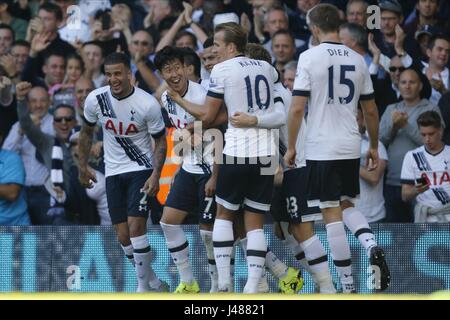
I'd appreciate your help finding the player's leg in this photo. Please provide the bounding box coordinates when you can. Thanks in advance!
[241,157,276,294]
[197,173,219,292]
[213,156,246,292]
[284,167,333,293]
[127,170,165,292]
[161,169,199,293]
[267,182,303,293]
[290,222,336,294]
[106,175,137,271]
[341,200,390,291]
[306,160,355,293]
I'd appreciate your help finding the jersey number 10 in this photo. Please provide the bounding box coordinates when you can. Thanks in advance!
[244,75,271,113]
[328,65,355,104]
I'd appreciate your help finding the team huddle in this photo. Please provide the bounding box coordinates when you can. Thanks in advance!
[76,4,390,294]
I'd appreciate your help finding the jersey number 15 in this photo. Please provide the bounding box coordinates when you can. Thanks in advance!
[328,65,355,104]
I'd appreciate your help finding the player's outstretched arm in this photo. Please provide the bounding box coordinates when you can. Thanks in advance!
[285,95,307,167]
[167,88,207,119]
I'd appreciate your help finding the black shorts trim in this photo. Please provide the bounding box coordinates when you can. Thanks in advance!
[401,179,415,185]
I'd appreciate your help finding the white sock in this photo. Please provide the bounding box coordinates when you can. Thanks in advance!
[279,222,314,275]
[161,222,194,284]
[131,235,160,291]
[121,244,135,267]
[343,207,377,257]
[266,249,288,279]
[243,229,266,294]
[301,235,335,293]
[200,229,218,292]
[213,219,234,290]
[326,222,354,288]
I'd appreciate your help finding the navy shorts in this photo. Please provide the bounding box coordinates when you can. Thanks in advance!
[165,168,216,224]
[281,167,322,223]
[305,159,360,209]
[106,169,154,224]
[215,155,275,214]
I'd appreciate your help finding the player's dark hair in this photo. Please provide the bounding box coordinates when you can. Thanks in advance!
[245,43,272,64]
[104,52,131,69]
[417,110,442,129]
[180,47,201,78]
[307,3,341,33]
[214,22,247,54]
[154,46,185,71]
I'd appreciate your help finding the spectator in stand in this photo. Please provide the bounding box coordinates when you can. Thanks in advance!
[0,40,30,85]
[0,130,30,226]
[81,41,105,88]
[0,23,14,55]
[401,110,450,222]
[356,107,388,223]
[373,0,404,58]
[129,30,160,94]
[260,7,304,60]
[0,0,27,41]
[282,60,297,91]
[346,0,369,27]
[272,29,297,76]
[50,53,84,108]
[3,86,54,224]
[0,74,16,138]
[380,68,442,222]
[74,77,95,123]
[23,2,75,78]
[55,0,91,44]
[90,9,130,56]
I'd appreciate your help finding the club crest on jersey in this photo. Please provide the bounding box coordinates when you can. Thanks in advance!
[105,119,138,135]
[130,108,136,121]
[445,160,448,170]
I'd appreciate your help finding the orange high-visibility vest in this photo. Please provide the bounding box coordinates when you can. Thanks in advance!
[157,127,181,204]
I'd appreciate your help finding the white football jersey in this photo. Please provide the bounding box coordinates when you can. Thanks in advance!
[293,42,374,160]
[401,145,450,218]
[84,86,165,177]
[276,83,307,170]
[161,80,214,175]
[208,56,279,157]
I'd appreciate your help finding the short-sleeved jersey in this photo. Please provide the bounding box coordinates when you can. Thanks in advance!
[293,42,374,161]
[161,80,213,175]
[401,145,450,210]
[208,56,279,158]
[84,86,165,177]
[277,83,307,169]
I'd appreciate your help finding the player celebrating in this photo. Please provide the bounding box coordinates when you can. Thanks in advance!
[285,4,388,293]
[154,46,219,293]
[202,23,285,293]
[78,52,168,292]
